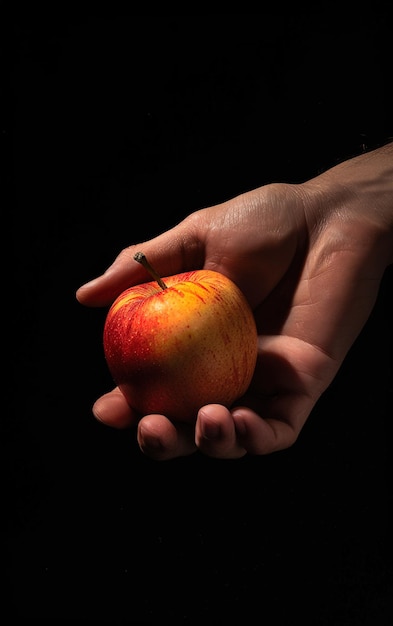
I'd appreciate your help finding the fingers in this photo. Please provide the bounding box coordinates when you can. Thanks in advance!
[137,415,197,461]
[195,401,304,458]
[92,388,138,429]
[195,404,247,459]
[91,387,198,459]
[91,388,312,460]
[231,405,300,455]
[76,219,203,307]
[75,245,159,308]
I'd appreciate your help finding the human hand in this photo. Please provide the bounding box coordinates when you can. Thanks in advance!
[76,143,393,460]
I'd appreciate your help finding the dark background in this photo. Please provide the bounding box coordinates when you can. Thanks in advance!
[8,11,393,624]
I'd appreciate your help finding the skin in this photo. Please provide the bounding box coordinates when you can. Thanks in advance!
[76,142,393,461]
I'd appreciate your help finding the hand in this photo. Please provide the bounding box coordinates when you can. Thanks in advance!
[76,143,393,460]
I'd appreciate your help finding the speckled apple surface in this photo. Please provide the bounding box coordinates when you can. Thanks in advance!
[104,270,258,421]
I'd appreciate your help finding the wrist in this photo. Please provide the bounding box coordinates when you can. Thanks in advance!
[303,142,393,268]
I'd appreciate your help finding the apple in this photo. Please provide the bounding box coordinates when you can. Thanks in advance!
[103,252,258,423]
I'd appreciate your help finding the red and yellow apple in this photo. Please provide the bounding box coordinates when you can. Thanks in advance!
[103,252,258,423]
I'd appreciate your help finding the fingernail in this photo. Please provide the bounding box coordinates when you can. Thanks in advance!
[138,426,163,451]
[201,420,221,440]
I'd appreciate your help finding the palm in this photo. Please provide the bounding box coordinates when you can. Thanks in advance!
[237,229,384,454]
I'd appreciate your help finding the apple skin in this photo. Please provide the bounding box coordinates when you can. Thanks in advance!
[103,269,258,423]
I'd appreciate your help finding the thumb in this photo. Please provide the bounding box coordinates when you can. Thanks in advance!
[75,218,202,307]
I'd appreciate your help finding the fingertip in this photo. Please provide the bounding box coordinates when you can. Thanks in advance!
[198,403,231,421]
[76,276,116,307]
[195,404,246,459]
[138,415,197,460]
[75,279,100,304]
[76,261,133,306]
[231,407,298,455]
[137,415,171,457]
[197,404,231,440]
[92,390,136,429]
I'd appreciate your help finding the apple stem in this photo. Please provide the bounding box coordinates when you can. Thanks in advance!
[134,251,168,290]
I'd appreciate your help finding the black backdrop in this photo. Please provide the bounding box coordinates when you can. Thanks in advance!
[9,11,393,624]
